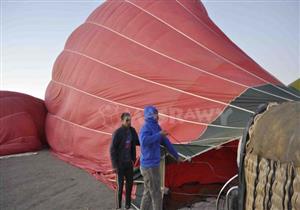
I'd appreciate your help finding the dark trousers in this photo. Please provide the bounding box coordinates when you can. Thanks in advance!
[116,162,133,208]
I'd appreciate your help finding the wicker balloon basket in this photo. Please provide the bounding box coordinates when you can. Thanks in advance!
[243,102,299,210]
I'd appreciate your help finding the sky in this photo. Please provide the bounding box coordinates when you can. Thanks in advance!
[1,0,299,99]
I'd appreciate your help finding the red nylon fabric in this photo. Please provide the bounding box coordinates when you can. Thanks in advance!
[0,91,47,156]
[45,0,284,191]
[165,140,239,187]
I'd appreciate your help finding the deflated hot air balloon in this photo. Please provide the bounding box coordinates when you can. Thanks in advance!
[0,91,47,156]
[44,0,300,208]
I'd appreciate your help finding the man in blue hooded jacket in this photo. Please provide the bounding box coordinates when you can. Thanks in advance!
[139,106,180,210]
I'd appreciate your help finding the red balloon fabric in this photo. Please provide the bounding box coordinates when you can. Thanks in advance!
[45,0,300,194]
[0,91,47,156]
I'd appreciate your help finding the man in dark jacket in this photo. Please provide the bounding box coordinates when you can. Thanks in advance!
[110,112,139,210]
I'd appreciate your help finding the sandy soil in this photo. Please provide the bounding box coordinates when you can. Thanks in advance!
[0,149,219,210]
[0,149,115,210]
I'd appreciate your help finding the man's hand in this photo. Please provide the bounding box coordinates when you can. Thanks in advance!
[178,156,185,162]
[112,168,117,173]
[176,156,187,164]
[160,130,169,137]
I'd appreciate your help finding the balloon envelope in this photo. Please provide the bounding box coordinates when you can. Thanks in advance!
[0,91,47,156]
[45,0,300,199]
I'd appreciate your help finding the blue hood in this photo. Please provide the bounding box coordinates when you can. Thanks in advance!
[144,105,158,123]
[139,105,179,168]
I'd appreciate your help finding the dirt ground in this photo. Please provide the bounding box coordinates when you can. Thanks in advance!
[0,149,115,210]
[0,149,218,210]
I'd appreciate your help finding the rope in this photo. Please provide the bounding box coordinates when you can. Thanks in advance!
[169,133,238,149]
